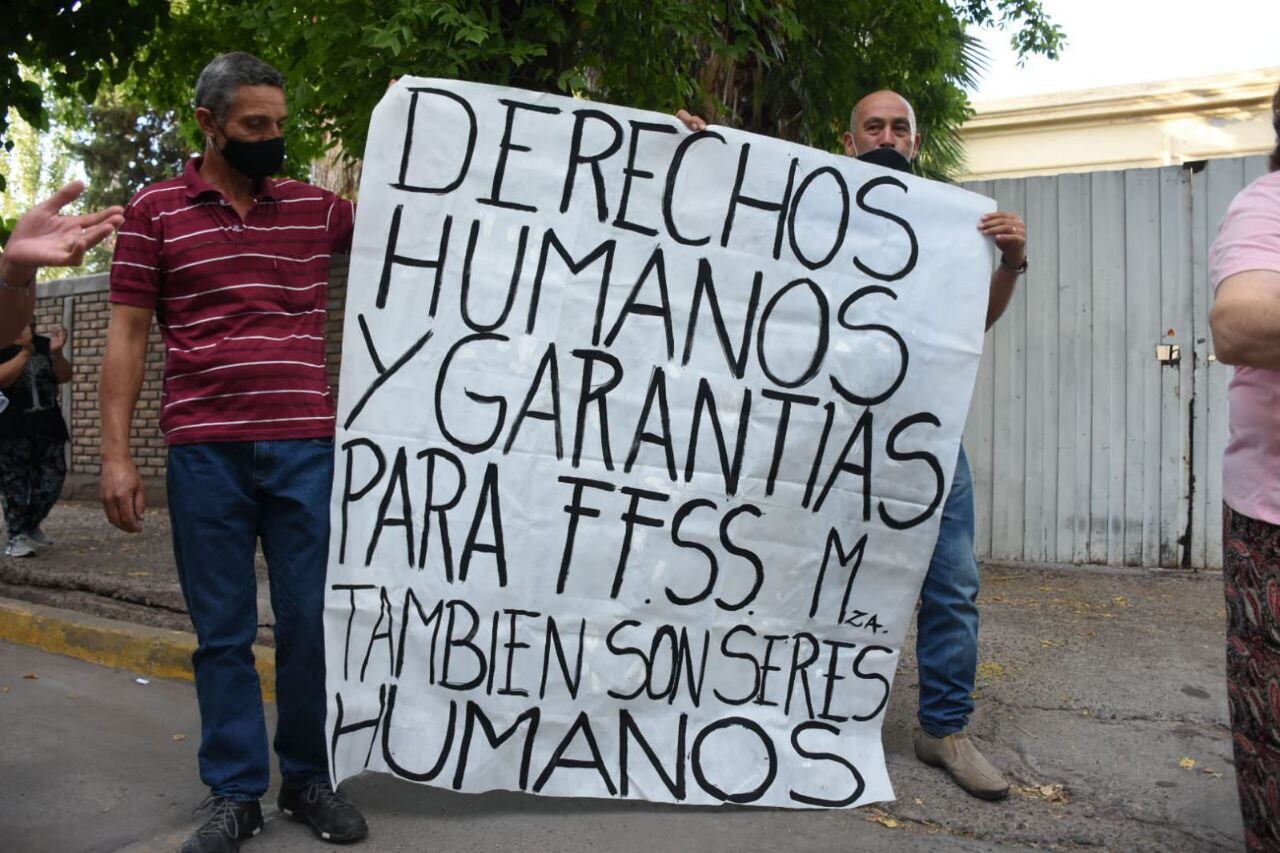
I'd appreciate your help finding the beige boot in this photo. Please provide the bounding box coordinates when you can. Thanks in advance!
[914,729,1010,800]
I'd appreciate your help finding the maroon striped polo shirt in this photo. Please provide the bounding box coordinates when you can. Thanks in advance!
[110,157,354,445]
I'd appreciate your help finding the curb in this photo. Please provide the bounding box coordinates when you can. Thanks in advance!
[0,597,276,701]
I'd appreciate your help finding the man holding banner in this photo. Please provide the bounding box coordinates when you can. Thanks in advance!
[99,52,368,852]
[845,90,1026,801]
[679,89,1027,801]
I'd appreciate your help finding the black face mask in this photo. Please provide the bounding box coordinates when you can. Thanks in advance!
[218,131,286,179]
[856,145,912,174]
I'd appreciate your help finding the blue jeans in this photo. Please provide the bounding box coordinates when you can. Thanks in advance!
[167,438,333,801]
[916,445,981,737]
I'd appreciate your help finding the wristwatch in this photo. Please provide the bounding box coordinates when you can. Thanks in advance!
[1000,254,1028,275]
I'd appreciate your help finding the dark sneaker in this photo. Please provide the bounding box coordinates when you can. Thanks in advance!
[181,797,264,853]
[278,779,368,843]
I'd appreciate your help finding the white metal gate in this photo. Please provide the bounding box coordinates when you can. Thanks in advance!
[962,155,1271,570]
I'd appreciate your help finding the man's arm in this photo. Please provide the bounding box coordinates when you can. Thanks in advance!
[48,325,72,383]
[50,346,72,384]
[979,212,1027,330]
[986,261,1020,331]
[1210,271,1280,369]
[99,303,152,533]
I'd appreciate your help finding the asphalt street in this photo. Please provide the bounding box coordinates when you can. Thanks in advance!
[0,563,1246,852]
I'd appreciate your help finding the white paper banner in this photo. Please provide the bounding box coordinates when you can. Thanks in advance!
[325,78,994,809]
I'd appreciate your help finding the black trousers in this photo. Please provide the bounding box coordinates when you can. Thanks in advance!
[0,436,66,536]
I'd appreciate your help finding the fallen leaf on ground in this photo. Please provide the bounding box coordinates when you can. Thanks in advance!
[1179,757,1197,770]
[1040,640,1062,648]
[914,798,924,806]
[1012,783,1071,804]
[2,686,9,693]
[128,571,150,577]
[172,733,187,741]
[976,662,1007,681]
[23,672,37,680]
[1112,596,1128,607]
[866,808,902,829]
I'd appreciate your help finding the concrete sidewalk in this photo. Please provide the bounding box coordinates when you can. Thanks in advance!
[0,502,276,646]
[0,503,1246,851]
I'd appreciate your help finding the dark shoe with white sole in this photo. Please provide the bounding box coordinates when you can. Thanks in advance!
[278,779,368,844]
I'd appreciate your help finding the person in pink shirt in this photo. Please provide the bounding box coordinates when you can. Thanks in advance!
[1209,82,1280,851]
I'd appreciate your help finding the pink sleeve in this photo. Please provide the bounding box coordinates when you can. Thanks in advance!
[1210,173,1280,290]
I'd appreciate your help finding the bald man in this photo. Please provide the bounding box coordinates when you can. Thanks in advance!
[680,91,1027,799]
[846,89,1024,800]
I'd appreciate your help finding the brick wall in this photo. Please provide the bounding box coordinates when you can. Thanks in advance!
[61,290,169,478]
[35,261,349,485]
[325,262,349,398]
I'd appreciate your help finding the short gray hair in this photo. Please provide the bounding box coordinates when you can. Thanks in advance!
[195,52,285,123]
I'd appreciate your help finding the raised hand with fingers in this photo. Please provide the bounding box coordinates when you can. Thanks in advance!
[2,180,126,282]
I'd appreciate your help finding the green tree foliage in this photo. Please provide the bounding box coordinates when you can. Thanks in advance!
[2,0,170,190]
[0,112,77,223]
[0,89,187,271]
[121,0,1060,182]
[66,96,192,212]
[0,101,94,276]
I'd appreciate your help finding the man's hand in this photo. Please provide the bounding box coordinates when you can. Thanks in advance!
[99,303,152,532]
[675,109,708,132]
[1,180,125,285]
[981,211,1027,330]
[16,326,33,351]
[100,455,146,533]
[979,211,1027,268]
[48,324,68,353]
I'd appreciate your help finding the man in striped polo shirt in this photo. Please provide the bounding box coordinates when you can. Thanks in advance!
[99,53,367,852]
